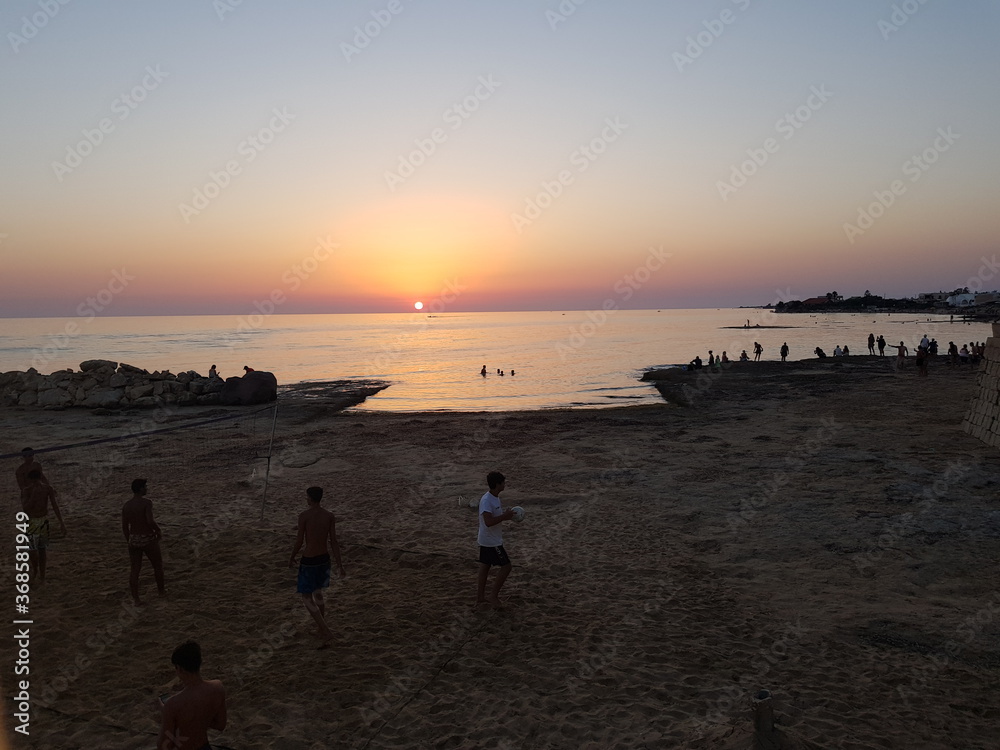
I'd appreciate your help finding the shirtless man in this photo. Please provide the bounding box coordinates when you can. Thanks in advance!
[891,341,908,372]
[121,478,166,605]
[289,486,346,648]
[15,447,47,491]
[21,469,65,583]
[158,640,227,750]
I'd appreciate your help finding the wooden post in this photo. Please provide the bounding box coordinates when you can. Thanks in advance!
[753,689,780,750]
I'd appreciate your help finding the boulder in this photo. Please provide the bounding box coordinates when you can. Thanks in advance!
[197,393,222,406]
[203,378,225,394]
[177,391,198,407]
[118,363,147,376]
[176,372,193,385]
[37,388,73,408]
[131,396,160,409]
[17,391,37,407]
[219,371,278,405]
[80,359,118,372]
[109,373,128,388]
[81,388,125,409]
[129,384,154,400]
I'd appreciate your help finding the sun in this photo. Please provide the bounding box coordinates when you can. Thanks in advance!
[414,301,423,310]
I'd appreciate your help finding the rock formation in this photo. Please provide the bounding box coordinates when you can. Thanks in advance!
[0,361,267,410]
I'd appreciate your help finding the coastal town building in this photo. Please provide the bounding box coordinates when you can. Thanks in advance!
[947,292,999,307]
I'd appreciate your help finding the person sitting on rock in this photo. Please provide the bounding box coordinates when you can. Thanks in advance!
[243,365,254,374]
[815,347,827,358]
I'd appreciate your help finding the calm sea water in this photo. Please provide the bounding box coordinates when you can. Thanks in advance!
[0,309,985,411]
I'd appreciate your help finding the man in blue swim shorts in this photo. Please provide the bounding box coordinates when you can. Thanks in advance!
[289,486,345,648]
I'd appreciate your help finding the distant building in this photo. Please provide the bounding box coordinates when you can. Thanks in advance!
[802,297,827,306]
[918,292,950,302]
[946,293,999,307]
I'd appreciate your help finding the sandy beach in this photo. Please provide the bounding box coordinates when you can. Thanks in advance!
[2,357,999,749]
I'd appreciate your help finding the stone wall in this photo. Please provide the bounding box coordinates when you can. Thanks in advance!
[962,324,1000,448]
[0,360,226,410]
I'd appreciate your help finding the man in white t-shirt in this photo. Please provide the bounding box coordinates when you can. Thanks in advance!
[477,471,514,608]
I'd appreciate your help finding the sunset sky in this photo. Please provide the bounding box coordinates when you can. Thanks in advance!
[1,1,998,316]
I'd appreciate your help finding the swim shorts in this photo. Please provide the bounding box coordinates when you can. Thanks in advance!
[128,533,157,549]
[478,545,510,567]
[27,517,49,551]
[297,553,331,594]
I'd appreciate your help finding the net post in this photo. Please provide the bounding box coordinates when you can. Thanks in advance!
[259,400,279,520]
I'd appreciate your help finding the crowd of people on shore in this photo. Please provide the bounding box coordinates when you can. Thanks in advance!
[689,331,987,376]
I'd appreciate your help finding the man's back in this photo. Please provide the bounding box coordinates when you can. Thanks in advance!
[122,496,155,536]
[161,679,226,750]
[298,505,335,557]
[21,482,52,517]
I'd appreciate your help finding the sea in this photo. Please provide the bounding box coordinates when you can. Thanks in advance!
[0,309,985,412]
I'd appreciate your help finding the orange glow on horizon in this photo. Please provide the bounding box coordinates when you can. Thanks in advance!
[336,194,514,303]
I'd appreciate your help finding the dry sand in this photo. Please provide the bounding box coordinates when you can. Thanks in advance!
[2,358,999,749]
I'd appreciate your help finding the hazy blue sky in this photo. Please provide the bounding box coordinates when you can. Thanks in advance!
[1,0,998,315]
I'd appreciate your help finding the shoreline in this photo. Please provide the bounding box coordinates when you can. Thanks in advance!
[2,359,998,748]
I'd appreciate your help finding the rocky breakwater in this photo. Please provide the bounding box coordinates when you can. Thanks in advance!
[0,360,277,410]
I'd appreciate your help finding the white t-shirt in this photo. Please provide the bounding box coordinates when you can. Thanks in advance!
[477,491,503,547]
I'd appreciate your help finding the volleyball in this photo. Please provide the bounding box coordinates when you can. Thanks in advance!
[511,506,525,522]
